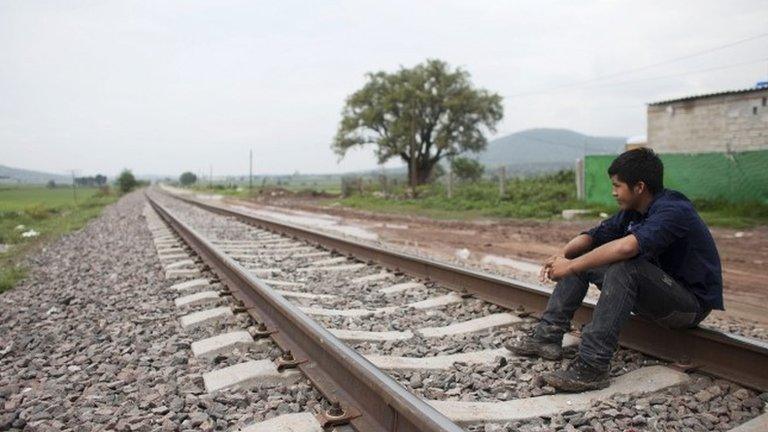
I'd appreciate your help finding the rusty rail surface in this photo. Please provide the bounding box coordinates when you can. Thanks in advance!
[147,193,463,432]
[162,189,768,392]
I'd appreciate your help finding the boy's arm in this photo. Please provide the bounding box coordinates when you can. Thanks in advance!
[539,234,593,282]
[569,234,639,273]
[563,234,593,259]
[548,234,639,280]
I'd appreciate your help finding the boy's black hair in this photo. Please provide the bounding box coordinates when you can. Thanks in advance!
[608,147,664,194]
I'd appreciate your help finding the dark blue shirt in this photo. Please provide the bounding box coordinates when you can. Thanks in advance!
[585,189,723,310]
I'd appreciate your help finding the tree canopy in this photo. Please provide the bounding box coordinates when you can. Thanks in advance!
[333,59,503,186]
[116,169,137,194]
[179,171,198,186]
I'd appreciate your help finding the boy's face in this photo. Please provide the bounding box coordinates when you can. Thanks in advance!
[610,175,641,211]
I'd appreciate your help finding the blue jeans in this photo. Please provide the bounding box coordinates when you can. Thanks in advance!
[534,257,710,370]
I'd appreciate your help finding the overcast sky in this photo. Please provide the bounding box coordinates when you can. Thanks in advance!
[2,1,767,177]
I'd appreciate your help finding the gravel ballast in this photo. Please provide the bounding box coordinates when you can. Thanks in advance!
[0,192,327,431]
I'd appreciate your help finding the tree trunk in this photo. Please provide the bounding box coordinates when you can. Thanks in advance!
[404,154,438,186]
[416,165,432,184]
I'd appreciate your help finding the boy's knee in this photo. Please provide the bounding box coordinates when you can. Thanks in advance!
[604,257,645,287]
[606,256,643,276]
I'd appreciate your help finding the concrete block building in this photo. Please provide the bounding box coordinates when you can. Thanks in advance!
[647,87,768,153]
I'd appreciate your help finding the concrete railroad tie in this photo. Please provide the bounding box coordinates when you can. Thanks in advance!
[308,256,349,266]
[298,293,464,317]
[274,289,336,300]
[191,331,265,358]
[239,413,323,432]
[297,263,366,273]
[379,282,425,294]
[170,278,210,291]
[165,268,201,280]
[164,259,195,270]
[174,291,220,308]
[202,359,302,393]
[329,313,522,342]
[179,306,233,329]
[429,366,690,424]
[158,253,190,262]
[365,334,580,370]
[729,412,768,432]
[351,272,393,283]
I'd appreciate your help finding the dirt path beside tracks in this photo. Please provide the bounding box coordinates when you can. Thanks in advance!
[226,196,768,339]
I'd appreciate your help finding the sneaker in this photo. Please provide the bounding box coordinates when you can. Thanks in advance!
[542,357,610,392]
[505,334,563,360]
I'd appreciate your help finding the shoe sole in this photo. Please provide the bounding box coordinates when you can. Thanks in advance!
[504,344,562,360]
[542,374,610,392]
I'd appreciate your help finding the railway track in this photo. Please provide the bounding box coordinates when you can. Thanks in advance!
[144,188,768,431]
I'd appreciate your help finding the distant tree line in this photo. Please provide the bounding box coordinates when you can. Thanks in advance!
[75,174,108,187]
[45,174,108,188]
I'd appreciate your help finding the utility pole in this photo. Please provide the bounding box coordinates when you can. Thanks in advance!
[69,170,79,204]
[379,163,387,195]
[498,166,507,197]
[249,149,253,193]
[447,156,454,199]
[409,116,418,196]
[209,165,213,189]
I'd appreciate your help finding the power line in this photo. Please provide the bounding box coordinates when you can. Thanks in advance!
[505,31,768,98]
[512,133,608,152]
[575,57,768,90]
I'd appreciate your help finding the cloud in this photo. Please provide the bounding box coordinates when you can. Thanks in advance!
[1,0,766,176]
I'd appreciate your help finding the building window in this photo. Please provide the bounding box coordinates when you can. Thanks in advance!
[754,107,759,115]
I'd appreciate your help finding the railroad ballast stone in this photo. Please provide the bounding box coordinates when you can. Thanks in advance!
[0,192,328,431]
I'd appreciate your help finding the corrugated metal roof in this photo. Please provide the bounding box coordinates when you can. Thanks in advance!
[648,86,768,106]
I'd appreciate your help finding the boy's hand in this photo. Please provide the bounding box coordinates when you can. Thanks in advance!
[539,255,559,282]
[547,257,575,281]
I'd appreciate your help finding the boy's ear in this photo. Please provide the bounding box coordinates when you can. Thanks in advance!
[633,181,647,195]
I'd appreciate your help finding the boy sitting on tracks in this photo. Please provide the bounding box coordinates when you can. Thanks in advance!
[506,148,723,392]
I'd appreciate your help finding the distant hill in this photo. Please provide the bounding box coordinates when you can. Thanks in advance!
[0,165,71,185]
[477,128,626,174]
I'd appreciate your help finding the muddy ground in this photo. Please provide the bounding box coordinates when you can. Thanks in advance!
[223,194,767,339]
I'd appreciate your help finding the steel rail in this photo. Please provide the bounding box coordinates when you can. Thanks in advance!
[163,189,768,392]
[147,193,463,432]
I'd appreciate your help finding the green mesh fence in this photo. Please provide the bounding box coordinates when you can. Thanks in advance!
[585,149,768,205]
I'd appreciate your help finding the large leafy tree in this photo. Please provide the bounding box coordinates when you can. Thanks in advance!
[333,59,503,186]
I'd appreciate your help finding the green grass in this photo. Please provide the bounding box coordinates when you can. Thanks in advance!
[692,199,768,229]
[188,181,342,197]
[332,171,614,220]
[0,186,118,293]
[327,171,768,228]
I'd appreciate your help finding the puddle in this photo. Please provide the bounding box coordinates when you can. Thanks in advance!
[479,254,540,273]
[230,205,379,241]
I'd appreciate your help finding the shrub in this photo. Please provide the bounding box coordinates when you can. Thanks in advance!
[24,203,50,220]
[451,157,485,182]
[179,172,197,186]
[116,169,138,194]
